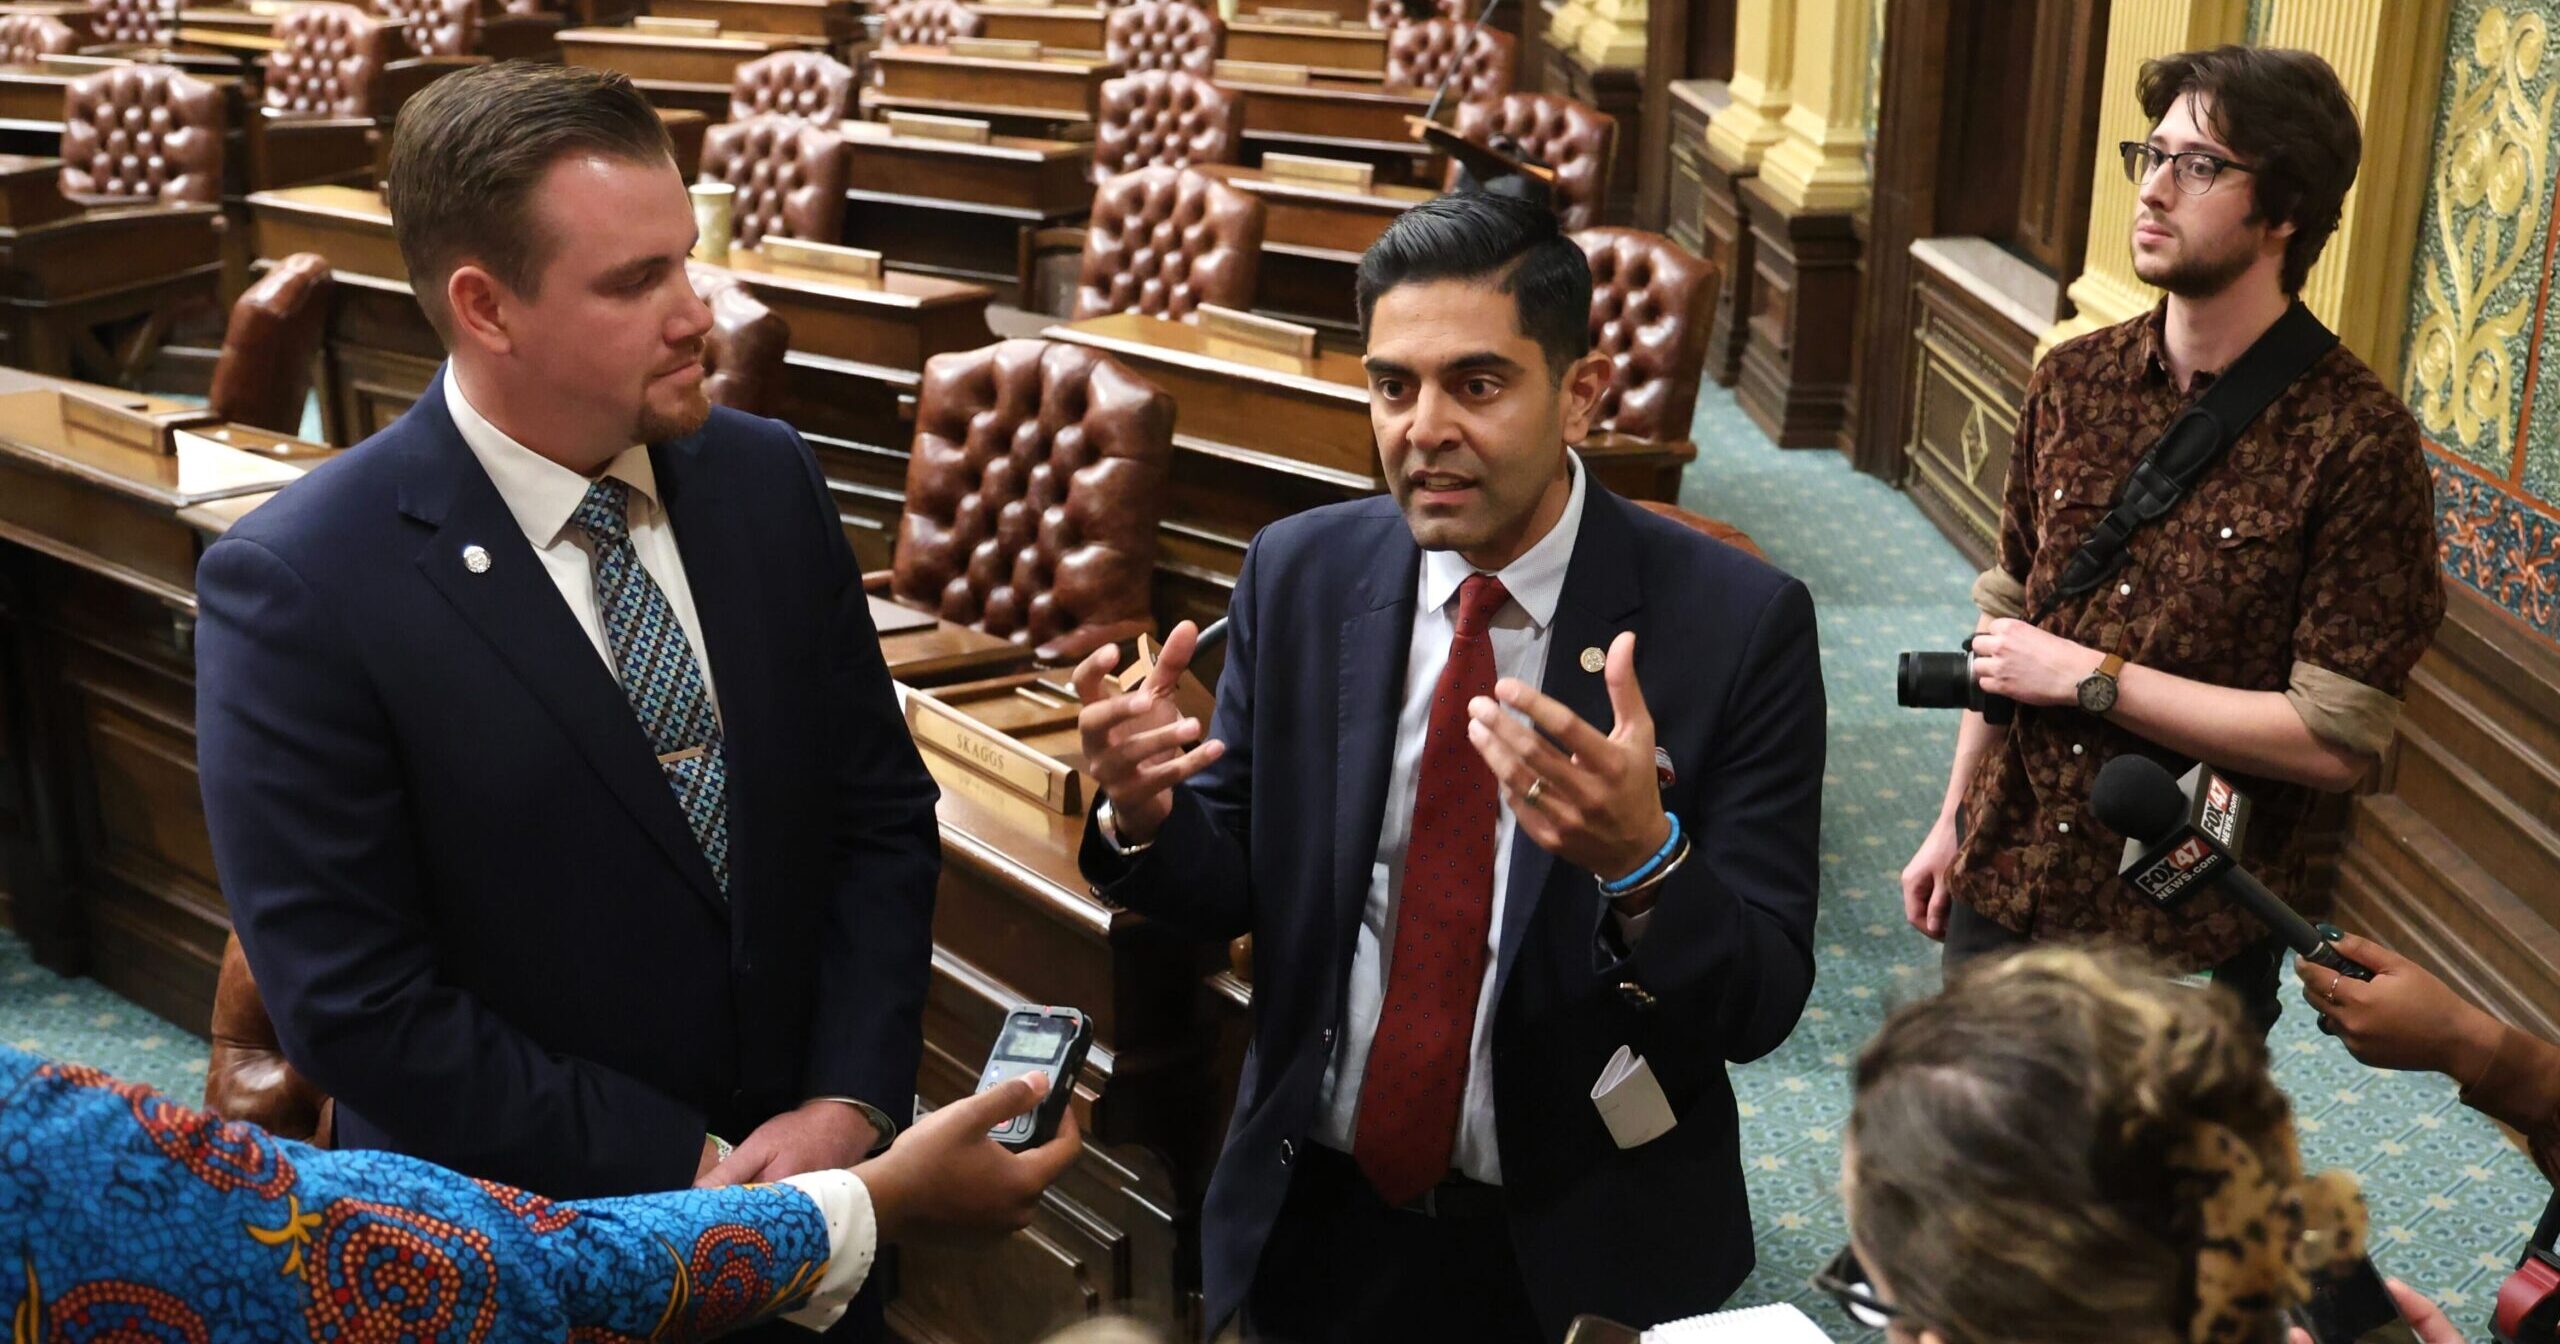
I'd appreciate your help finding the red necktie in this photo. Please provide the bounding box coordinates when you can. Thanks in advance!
[1354,572,1510,1206]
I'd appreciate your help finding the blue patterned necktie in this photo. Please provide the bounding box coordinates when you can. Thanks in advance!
[572,476,730,895]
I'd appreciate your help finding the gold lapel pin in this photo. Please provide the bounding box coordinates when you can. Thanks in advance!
[1579,646,1605,674]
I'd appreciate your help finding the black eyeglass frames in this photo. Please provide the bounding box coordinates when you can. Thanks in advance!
[2119,140,2257,196]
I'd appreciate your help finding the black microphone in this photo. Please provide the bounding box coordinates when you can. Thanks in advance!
[2090,755,2373,981]
[1192,617,1229,658]
[1419,0,1504,126]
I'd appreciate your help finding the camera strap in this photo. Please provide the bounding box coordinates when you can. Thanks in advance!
[2496,1194,2560,1344]
[2028,301,2338,626]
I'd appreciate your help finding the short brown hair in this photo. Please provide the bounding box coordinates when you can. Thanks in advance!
[383,62,675,339]
[2138,45,2362,294]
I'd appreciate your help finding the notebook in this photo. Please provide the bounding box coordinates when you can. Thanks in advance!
[1644,1302,1835,1343]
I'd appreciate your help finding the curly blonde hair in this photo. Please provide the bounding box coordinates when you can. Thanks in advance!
[1845,947,2364,1344]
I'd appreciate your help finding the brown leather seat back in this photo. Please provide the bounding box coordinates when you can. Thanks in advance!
[209,252,334,433]
[879,0,981,47]
[87,0,166,47]
[698,114,846,249]
[1573,226,1715,442]
[1092,69,1242,184]
[0,14,76,65]
[266,3,389,118]
[1384,17,1512,104]
[60,64,227,207]
[1450,92,1615,230]
[1635,499,1762,559]
[689,262,790,417]
[1103,0,1220,77]
[372,0,474,56]
[1366,0,1461,26]
[894,339,1173,664]
[1074,164,1262,322]
[204,933,332,1144]
[729,49,853,123]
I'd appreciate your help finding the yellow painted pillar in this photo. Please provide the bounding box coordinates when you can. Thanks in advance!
[2041,0,2250,352]
[1701,0,1794,169]
[1753,0,1876,214]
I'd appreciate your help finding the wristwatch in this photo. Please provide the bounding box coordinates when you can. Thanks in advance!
[2076,653,2126,715]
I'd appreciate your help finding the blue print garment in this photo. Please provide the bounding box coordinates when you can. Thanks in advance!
[0,1045,833,1341]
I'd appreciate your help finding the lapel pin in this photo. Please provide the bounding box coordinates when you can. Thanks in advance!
[1655,746,1676,790]
[462,544,492,574]
[1579,646,1605,674]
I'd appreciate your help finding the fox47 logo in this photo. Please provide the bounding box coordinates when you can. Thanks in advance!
[2135,836,2215,900]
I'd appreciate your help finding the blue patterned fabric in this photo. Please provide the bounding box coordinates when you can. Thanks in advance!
[573,476,733,894]
[0,1045,830,1341]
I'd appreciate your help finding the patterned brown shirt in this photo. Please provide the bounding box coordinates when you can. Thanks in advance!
[1948,305,2445,967]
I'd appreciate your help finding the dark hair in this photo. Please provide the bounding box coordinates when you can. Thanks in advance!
[2137,45,2362,294]
[384,62,676,338]
[1354,192,1591,376]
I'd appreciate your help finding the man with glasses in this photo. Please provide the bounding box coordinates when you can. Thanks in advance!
[1897,45,2444,1033]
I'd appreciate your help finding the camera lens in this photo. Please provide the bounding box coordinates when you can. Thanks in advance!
[1897,651,1974,710]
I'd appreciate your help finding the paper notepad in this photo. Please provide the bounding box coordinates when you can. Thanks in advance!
[1644,1303,1835,1343]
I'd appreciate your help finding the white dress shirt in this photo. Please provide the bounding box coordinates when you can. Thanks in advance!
[1311,455,1590,1186]
[444,367,721,716]
[777,1170,880,1330]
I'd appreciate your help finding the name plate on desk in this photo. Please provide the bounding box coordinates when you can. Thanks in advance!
[1262,151,1372,190]
[886,110,994,143]
[907,684,1083,813]
[1197,303,1317,359]
[763,235,884,280]
[60,390,196,455]
[1215,58,1309,85]
[1256,7,1339,23]
[949,34,1041,59]
[632,14,721,32]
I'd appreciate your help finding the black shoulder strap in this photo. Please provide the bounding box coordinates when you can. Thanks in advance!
[2031,301,2338,625]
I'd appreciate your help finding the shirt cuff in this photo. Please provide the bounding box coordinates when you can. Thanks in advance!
[778,1170,879,1331]
[1611,902,1654,948]
[809,1096,900,1154]
[2284,659,2403,758]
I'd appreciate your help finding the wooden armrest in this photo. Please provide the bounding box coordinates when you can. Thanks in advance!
[1033,616,1153,668]
[1576,431,1696,506]
[861,568,895,594]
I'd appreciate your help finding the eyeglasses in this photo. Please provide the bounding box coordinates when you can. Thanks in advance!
[1812,1244,1907,1330]
[2119,140,2256,196]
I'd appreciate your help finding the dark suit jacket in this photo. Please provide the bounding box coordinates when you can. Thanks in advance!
[195,374,940,1200]
[1080,486,1825,1337]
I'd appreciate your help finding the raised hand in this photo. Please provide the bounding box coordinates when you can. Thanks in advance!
[1463,631,1673,887]
[1071,621,1224,847]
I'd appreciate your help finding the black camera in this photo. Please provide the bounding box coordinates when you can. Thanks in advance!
[1896,636,2015,725]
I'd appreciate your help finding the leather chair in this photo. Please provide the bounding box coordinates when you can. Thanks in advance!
[266,3,389,118]
[1573,226,1716,442]
[1092,69,1242,185]
[209,252,333,433]
[59,63,225,206]
[887,338,1173,665]
[205,933,332,1144]
[698,114,847,249]
[84,0,165,48]
[1103,0,1220,78]
[689,262,789,417]
[0,13,76,64]
[372,0,474,57]
[1384,17,1512,104]
[1064,164,1261,321]
[1367,0,1462,26]
[730,48,853,123]
[878,0,980,47]
[1635,499,1763,560]
[1446,92,1615,230]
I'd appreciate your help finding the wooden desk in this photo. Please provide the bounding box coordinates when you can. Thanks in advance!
[1223,74,1439,182]
[838,118,1090,293]
[1191,161,1426,331]
[967,2,1104,51]
[559,26,825,116]
[1224,19,1386,80]
[1236,0,1365,21]
[0,159,226,381]
[871,593,1035,683]
[649,0,858,41]
[859,45,1119,137]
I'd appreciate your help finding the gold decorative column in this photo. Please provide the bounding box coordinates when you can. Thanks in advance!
[1753,0,1876,214]
[1702,0,1795,169]
[1572,0,1646,68]
[2041,0,2249,352]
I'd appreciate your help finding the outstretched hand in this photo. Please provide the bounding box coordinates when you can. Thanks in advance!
[1071,622,1223,847]
[1463,631,1672,888]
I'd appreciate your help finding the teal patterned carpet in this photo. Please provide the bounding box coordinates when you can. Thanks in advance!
[0,381,2543,1338]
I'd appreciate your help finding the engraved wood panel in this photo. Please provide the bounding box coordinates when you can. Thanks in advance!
[1735,175,1860,448]
[1900,258,2033,571]
[1697,150,1754,388]
[1665,85,1711,256]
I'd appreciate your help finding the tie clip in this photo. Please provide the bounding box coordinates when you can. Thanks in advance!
[657,746,708,765]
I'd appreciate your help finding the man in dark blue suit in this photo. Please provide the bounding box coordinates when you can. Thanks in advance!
[1070,194,1827,1340]
[192,64,938,1325]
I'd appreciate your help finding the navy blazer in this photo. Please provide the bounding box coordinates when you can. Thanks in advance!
[1081,486,1825,1336]
[195,375,940,1200]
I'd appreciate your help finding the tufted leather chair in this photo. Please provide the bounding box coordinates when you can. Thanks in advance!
[1103,0,1220,77]
[0,14,75,64]
[1635,499,1762,559]
[891,339,1172,665]
[59,64,226,206]
[878,0,980,47]
[729,49,853,123]
[698,114,846,249]
[85,0,165,47]
[1092,69,1241,184]
[265,3,390,118]
[1384,17,1512,104]
[371,0,474,57]
[1072,164,1261,321]
[1573,226,1716,442]
[1367,0,1462,26]
[205,934,332,1144]
[689,262,790,417]
[209,253,333,433]
[1448,92,1615,229]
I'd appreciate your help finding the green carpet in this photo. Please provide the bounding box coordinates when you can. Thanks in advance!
[0,381,2541,1338]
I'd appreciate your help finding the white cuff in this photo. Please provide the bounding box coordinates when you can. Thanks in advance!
[1610,903,1655,947]
[777,1170,879,1331]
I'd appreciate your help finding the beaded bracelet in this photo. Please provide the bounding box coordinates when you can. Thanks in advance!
[1599,812,1683,894]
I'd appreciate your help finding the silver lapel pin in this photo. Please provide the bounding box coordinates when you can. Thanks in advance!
[1579,646,1605,674]
[462,544,492,574]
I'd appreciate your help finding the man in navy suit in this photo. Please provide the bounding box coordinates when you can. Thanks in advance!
[192,64,938,1324]
[1071,194,1827,1340]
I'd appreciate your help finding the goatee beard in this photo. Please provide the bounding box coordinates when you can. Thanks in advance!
[2135,234,2257,300]
[637,383,713,444]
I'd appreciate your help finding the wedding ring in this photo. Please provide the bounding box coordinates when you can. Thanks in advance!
[1523,777,1547,808]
